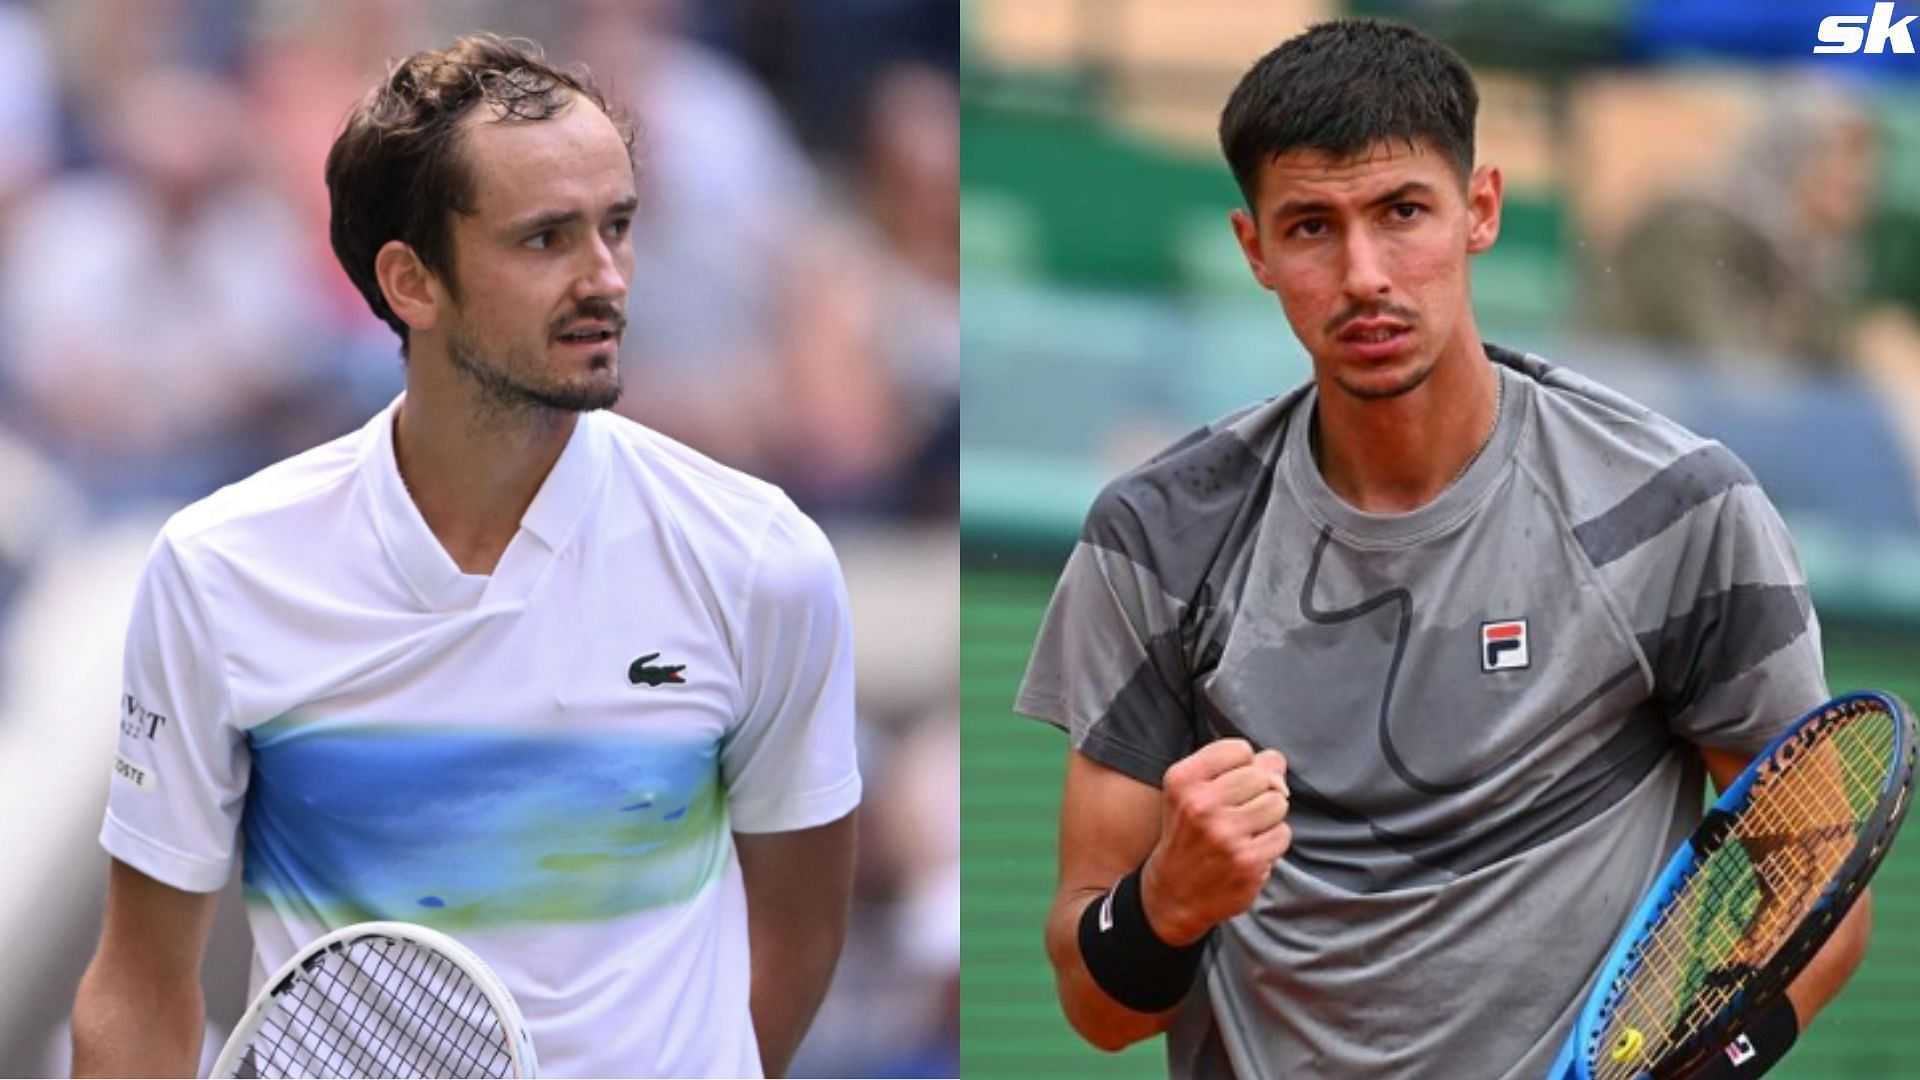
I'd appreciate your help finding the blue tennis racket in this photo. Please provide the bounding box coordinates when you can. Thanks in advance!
[1548,691,1916,1080]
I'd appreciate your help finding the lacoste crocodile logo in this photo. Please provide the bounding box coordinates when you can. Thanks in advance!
[628,652,687,687]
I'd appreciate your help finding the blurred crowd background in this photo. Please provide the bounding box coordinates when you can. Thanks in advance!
[0,1,957,1077]
[960,2,1920,1078]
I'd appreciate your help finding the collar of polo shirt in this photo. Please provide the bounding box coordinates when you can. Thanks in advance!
[362,395,610,612]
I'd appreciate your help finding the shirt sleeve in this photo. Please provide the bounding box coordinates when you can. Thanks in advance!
[1649,480,1830,755]
[98,531,249,892]
[1013,487,1200,788]
[720,503,862,834]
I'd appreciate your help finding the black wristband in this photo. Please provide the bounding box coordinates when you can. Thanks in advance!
[1689,998,1799,1079]
[1077,865,1210,1014]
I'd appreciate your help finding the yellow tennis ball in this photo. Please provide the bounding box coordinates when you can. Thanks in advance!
[1610,1028,1646,1063]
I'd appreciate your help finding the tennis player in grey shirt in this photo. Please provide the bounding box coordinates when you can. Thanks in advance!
[1015,20,1874,1080]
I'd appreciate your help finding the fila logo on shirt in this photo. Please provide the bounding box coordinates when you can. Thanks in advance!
[1724,1034,1758,1066]
[1480,619,1530,672]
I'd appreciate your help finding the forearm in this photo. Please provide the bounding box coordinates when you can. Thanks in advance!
[748,914,845,1077]
[737,815,857,1077]
[1684,890,1870,1079]
[1044,888,1182,1053]
[70,963,205,1078]
[1784,887,1873,1027]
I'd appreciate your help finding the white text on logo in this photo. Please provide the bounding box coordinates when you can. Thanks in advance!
[1816,3,1917,54]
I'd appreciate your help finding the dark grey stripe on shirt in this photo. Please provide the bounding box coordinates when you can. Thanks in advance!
[1080,626,1208,787]
[1281,706,1671,895]
[1573,444,1755,568]
[1080,426,1277,608]
[1636,583,1811,710]
[1203,662,1654,893]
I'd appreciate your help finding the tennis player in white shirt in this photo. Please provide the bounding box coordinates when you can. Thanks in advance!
[72,33,860,1079]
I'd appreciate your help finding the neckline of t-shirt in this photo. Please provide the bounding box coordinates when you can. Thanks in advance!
[360,397,607,612]
[1283,354,1530,548]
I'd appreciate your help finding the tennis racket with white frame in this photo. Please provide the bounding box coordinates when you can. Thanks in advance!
[210,920,537,1079]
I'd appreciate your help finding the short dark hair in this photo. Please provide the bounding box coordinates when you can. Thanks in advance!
[326,33,636,356]
[1218,20,1478,209]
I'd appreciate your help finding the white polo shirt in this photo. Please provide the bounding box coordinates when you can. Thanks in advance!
[100,397,862,1078]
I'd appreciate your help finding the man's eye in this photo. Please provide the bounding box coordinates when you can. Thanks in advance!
[1289,219,1327,239]
[1390,203,1424,221]
[607,218,633,240]
[526,230,554,250]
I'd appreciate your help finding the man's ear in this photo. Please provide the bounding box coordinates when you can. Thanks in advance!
[374,240,443,335]
[1230,207,1276,292]
[1465,164,1502,255]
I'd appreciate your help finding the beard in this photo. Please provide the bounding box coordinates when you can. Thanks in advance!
[446,322,623,416]
[1330,356,1436,401]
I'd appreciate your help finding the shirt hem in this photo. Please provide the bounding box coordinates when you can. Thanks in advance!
[99,811,231,893]
[728,770,862,834]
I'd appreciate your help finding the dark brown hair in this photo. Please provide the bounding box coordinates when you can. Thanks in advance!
[1220,20,1477,211]
[326,33,636,356]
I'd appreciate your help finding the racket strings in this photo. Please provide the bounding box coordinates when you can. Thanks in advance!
[336,940,502,1077]
[238,935,514,1078]
[331,941,506,1077]
[1596,734,1877,1080]
[1590,703,1895,1080]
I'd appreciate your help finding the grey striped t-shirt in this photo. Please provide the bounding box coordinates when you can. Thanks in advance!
[1016,346,1828,1079]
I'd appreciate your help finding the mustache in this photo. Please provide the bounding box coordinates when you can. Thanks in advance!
[552,301,627,336]
[1326,303,1418,336]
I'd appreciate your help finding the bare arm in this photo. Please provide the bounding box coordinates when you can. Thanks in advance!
[1700,747,1873,1029]
[1044,751,1174,1052]
[71,859,219,1078]
[1044,743,1291,1053]
[735,813,857,1078]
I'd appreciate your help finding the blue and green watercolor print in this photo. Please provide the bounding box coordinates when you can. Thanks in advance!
[240,716,730,930]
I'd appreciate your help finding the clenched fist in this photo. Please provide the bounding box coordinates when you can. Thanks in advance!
[1140,739,1292,946]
